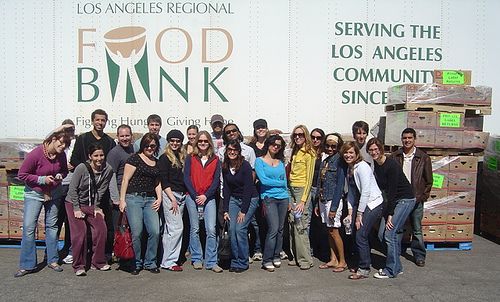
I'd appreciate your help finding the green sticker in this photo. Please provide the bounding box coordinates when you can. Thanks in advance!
[8,185,25,201]
[439,113,461,128]
[442,71,465,85]
[487,156,498,171]
[495,141,500,153]
[432,173,445,189]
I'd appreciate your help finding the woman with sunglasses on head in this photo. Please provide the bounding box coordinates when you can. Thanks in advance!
[183,125,199,155]
[65,143,117,276]
[288,125,316,270]
[158,130,187,272]
[15,131,70,277]
[255,135,289,272]
[340,142,383,280]
[184,131,223,273]
[119,133,162,275]
[366,138,415,279]
[316,133,348,271]
[222,140,259,273]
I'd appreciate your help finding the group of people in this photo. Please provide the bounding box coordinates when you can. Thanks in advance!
[14,110,433,280]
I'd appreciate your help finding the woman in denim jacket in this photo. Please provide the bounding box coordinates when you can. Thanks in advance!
[316,133,347,272]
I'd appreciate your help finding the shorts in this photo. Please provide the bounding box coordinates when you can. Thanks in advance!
[319,199,343,228]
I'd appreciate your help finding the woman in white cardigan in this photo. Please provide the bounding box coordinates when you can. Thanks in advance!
[340,141,383,280]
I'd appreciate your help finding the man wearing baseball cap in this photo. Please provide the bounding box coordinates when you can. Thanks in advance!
[210,114,225,154]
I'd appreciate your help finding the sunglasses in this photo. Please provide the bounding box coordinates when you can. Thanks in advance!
[293,132,305,138]
[145,144,157,149]
[227,147,239,153]
[198,139,209,144]
[325,143,337,149]
[225,128,238,135]
[271,143,283,149]
[311,135,323,141]
[169,139,181,143]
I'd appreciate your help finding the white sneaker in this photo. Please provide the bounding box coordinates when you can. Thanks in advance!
[249,257,254,264]
[262,263,275,272]
[62,255,73,264]
[273,260,282,268]
[75,269,86,276]
[280,251,288,260]
[252,252,263,261]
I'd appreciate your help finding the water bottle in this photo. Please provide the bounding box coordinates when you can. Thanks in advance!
[343,216,352,235]
[197,205,204,220]
[293,203,304,232]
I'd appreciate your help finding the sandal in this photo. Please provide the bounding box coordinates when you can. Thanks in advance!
[48,263,63,272]
[319,263,336,269]
[14,269,32,278]
[348,273,368,280]
[332,265,348,273]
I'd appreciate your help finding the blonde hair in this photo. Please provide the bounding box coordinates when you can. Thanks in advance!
[290,125,315,156]
[192,131,215,159]
[164,143,186,169]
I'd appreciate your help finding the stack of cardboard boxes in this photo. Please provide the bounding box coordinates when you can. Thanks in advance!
[385,70,492,244]
[480,135,500,239]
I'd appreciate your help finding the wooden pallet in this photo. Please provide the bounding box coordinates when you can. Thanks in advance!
[384,145,483,156]
[425,241,472,251]
[385,103,491,115]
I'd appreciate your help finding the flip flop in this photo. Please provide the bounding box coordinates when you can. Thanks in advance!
[332,265,348,273]
[319,263,336,269]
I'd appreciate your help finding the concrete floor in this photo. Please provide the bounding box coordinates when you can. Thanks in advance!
[0,236,499,302]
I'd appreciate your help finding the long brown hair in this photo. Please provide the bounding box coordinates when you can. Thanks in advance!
[290,125,315,156]
[339,141,363,165]
[222,140,244,172]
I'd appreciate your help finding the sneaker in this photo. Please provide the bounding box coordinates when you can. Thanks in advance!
[252,252,263,261]
[192,262,203,270]
[210,265,223,273]
[378,268,403,276]
[249,257,254,264]
[273,260,282,268]
[280,251,288,260]
[75,269,86,276]
[262,263,275,272]
[299,263,312,270]
[62,255,73,264]
[288,260,297,266]
[99,264,111,271]
[415,259,425,267]
[374,271,391,279]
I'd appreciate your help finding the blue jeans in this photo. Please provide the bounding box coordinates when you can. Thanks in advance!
[125,193,160,269]
[355,203,383,274]
[381,198,416,277]
[185,195,218,269]
[228,196,259,269]
[262,197,289,265]
[409,201,426,261]
[19,189,61,270]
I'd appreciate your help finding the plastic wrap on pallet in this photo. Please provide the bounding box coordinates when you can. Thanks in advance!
[0,140,41,169]
[387,83,492,106]
[486,134,500,155]
[424,191,470,209]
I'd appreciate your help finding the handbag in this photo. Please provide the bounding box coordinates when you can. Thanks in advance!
[113,212,135,260]
[217,221,232,263]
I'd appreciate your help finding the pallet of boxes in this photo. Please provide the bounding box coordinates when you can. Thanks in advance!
[480,135,500,240]
[385,70,491,250]
[0,139,65,244]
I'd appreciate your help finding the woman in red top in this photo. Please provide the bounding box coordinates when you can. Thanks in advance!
[183,131,222,273]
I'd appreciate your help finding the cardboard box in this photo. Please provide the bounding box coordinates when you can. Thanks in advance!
[387,83,492,106]
[447,207,474,224]
[462,131,489,149]
[447,191,476,207]
[428,189,449,201]
[0,219,8,238]
[0,169,7,187]
[464,116,484,131]
[486,134,500,155]
[8,219,23,239]
[8,200,24,221]
[431,156,450,173]
[423,208,448,225]
[448,172,477,191]
[433,70,472,85]
[446,224,473,241]
[423,225,447,242]
[449,156,478,172]
[386,111,437,129]
[435,130,463,149]
[0,200,8,220]
[0,186,7,200]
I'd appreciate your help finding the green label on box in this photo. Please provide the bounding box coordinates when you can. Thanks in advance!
[442,71,465,85]
[487,156,498,171]
[432,173,445,189]
[439,113,461,128]
[9,185,25,201]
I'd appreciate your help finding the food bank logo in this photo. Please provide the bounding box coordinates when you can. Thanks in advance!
[77,26,233,104]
